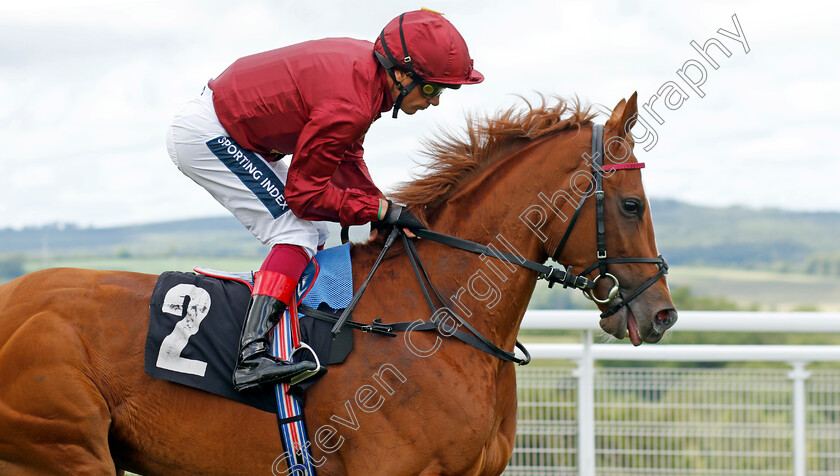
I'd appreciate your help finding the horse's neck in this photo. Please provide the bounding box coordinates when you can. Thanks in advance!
[422,136,580,350]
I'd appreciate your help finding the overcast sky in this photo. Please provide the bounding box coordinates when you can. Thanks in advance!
[1,0,837,229]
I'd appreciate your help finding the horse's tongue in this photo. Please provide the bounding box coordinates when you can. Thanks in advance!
[628,311,642,346]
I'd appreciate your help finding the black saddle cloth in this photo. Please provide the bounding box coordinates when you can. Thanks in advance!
[144,271,351,413]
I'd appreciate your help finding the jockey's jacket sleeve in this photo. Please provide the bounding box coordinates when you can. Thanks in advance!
[285,101,381,227]
[333,143,385,199]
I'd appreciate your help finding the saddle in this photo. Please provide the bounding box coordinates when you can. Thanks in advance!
[144,243,370,412]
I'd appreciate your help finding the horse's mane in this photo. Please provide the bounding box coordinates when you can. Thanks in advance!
[390,96,597,221]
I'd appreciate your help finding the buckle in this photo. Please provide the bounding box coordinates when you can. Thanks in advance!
[545,268,566,288]
[362,319,397,337]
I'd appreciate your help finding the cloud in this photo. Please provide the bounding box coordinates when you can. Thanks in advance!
[1,0,838,229]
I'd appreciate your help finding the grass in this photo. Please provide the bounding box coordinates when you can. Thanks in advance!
[667,265,840,311]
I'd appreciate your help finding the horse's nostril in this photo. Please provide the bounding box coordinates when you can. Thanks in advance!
[655,309,677,331]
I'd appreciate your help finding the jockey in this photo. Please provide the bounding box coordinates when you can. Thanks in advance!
[165,9,483,391]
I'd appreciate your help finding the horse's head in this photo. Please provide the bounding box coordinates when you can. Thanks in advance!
[391,92,676,346]
[553,93,677,345]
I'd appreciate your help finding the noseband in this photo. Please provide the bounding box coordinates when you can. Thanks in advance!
[550,124,668,318]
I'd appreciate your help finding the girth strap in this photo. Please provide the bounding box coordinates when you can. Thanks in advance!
[299,304,397,337]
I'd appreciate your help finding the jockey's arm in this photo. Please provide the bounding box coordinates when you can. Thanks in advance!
[285,103,381,228]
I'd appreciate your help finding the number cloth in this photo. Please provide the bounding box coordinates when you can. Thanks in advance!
[144,244,354,412]
[145,271,277,412]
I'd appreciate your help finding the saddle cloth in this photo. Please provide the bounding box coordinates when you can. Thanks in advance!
[144,243,353,413]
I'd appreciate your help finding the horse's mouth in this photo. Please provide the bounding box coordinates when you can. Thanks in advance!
[626,311,642,346]
[600,306,662,346]
[597,287,677,345]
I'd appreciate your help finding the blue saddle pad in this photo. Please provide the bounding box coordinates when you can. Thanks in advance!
[298,243,353,310]
[144,243,353,413]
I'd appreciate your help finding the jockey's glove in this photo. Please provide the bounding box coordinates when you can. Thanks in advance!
[382,200,426,231]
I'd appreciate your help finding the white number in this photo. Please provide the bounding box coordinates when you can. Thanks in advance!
[156,283,211,376]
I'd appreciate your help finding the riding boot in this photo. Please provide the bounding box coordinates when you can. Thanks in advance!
[233,271,316,392]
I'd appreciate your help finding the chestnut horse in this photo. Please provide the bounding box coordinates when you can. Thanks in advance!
[0,93,676,475]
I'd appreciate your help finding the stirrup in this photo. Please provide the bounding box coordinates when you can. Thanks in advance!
[233,356,318,391]
[288,343,322,386]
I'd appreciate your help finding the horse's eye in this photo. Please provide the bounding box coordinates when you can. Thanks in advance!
[622,199,641,215]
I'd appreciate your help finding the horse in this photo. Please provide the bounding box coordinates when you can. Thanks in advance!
[0,93,676,475]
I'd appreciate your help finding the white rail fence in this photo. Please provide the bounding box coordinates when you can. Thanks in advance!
[505,311,840,476]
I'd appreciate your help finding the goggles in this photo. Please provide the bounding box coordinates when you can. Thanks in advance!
[420,81,446,99]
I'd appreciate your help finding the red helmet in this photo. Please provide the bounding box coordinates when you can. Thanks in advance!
[374,10,484,86]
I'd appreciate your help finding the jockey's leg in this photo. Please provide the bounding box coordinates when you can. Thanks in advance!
[233,244,315,391]
[167,87,328,391]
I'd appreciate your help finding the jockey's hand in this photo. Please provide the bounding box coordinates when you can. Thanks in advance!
[368,225,417,242]
[369,200,423,241]
[383,200,425,231]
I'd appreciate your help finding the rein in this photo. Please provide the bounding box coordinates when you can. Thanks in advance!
[400,232,532,365]
[413,228,591,291]
[330,124,669,365]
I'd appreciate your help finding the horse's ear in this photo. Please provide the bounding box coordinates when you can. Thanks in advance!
[605,92,639,138]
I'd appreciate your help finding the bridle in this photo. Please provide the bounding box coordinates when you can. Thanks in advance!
[549,124,669,318]
[414,124,669,320]
[331,123,669,365]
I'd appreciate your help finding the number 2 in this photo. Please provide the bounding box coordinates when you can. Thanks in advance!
[156,283,211,376]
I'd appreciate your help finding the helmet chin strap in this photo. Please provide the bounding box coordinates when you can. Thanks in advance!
[386,68,420,118]
[376,13,423,119]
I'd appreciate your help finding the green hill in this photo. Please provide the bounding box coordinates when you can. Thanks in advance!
[2,200,839,311]
[2,199,838,270]
[0,218,262,257]
[650,199,840,270]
